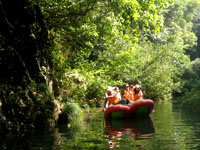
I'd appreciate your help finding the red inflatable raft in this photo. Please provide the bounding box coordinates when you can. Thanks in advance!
[104,99,154,119]
[129,99,154,118]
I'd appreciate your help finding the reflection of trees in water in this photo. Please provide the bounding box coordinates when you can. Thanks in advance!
[0,128,61,150]
[104,117,154,148]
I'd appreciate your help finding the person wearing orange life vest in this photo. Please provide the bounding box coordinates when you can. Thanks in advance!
[103,87,113,110]
[123,85,133,104]
[123,85,129,100]
[130,85,135,93]
[113,86,121,102]
[104,87,120,109]
[133,85,143,101]
[129,85,134,102]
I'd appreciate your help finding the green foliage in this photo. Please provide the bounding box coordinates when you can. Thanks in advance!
[151,0,198,50]
[61,102,84,127]
[37,0,174,66]
[177,58,200,105]
[97,40,189,100]
[59,65,112,107]
[177,81,200,107]
[190,6,200,60]
[144,0,200,102]
[176,1,200,106]
[1,0,200,133]
[0,83,55,131]
[30,0,181,104]
[170,1,200,105]
[35,0,194,102]
[60,70,87,105]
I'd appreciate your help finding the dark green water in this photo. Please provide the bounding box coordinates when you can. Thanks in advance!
[1,101,200,150]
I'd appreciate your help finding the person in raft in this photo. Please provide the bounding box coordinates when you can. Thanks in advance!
[104,87,121,109]
[129,85,135,101]
[123,85,134,104]
[123,85,129,101]
[129,85,135,95]
[113,86,122,101]
[133,84,143,101]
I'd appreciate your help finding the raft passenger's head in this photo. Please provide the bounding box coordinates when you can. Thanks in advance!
[107,88,113,96]
[135,85,141,91]
[125,85,129,90]
[130,85,135,90]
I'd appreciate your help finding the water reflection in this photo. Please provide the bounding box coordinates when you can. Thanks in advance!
[104,117,154,148]
[2,102,200,149]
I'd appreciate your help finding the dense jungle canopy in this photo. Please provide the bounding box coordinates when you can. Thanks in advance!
[0,0,200,132]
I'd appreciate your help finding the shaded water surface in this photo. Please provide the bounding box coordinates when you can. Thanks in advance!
[1,101,200,149]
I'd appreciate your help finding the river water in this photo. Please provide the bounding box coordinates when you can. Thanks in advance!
[1,101,200,150]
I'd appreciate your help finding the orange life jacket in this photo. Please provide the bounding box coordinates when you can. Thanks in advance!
[134,91,142,101]
[124,90,129,100]
[128,90,134,102]
[107,97,114,104]
[124,90,134,102]
[107,96,120,104]
[130,87,134,93]
[114,96,120,104]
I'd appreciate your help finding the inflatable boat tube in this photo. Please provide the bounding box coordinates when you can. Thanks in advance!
[129,99,154,118]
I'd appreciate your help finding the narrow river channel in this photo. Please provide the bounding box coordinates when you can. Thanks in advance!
[1,101,200,150]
